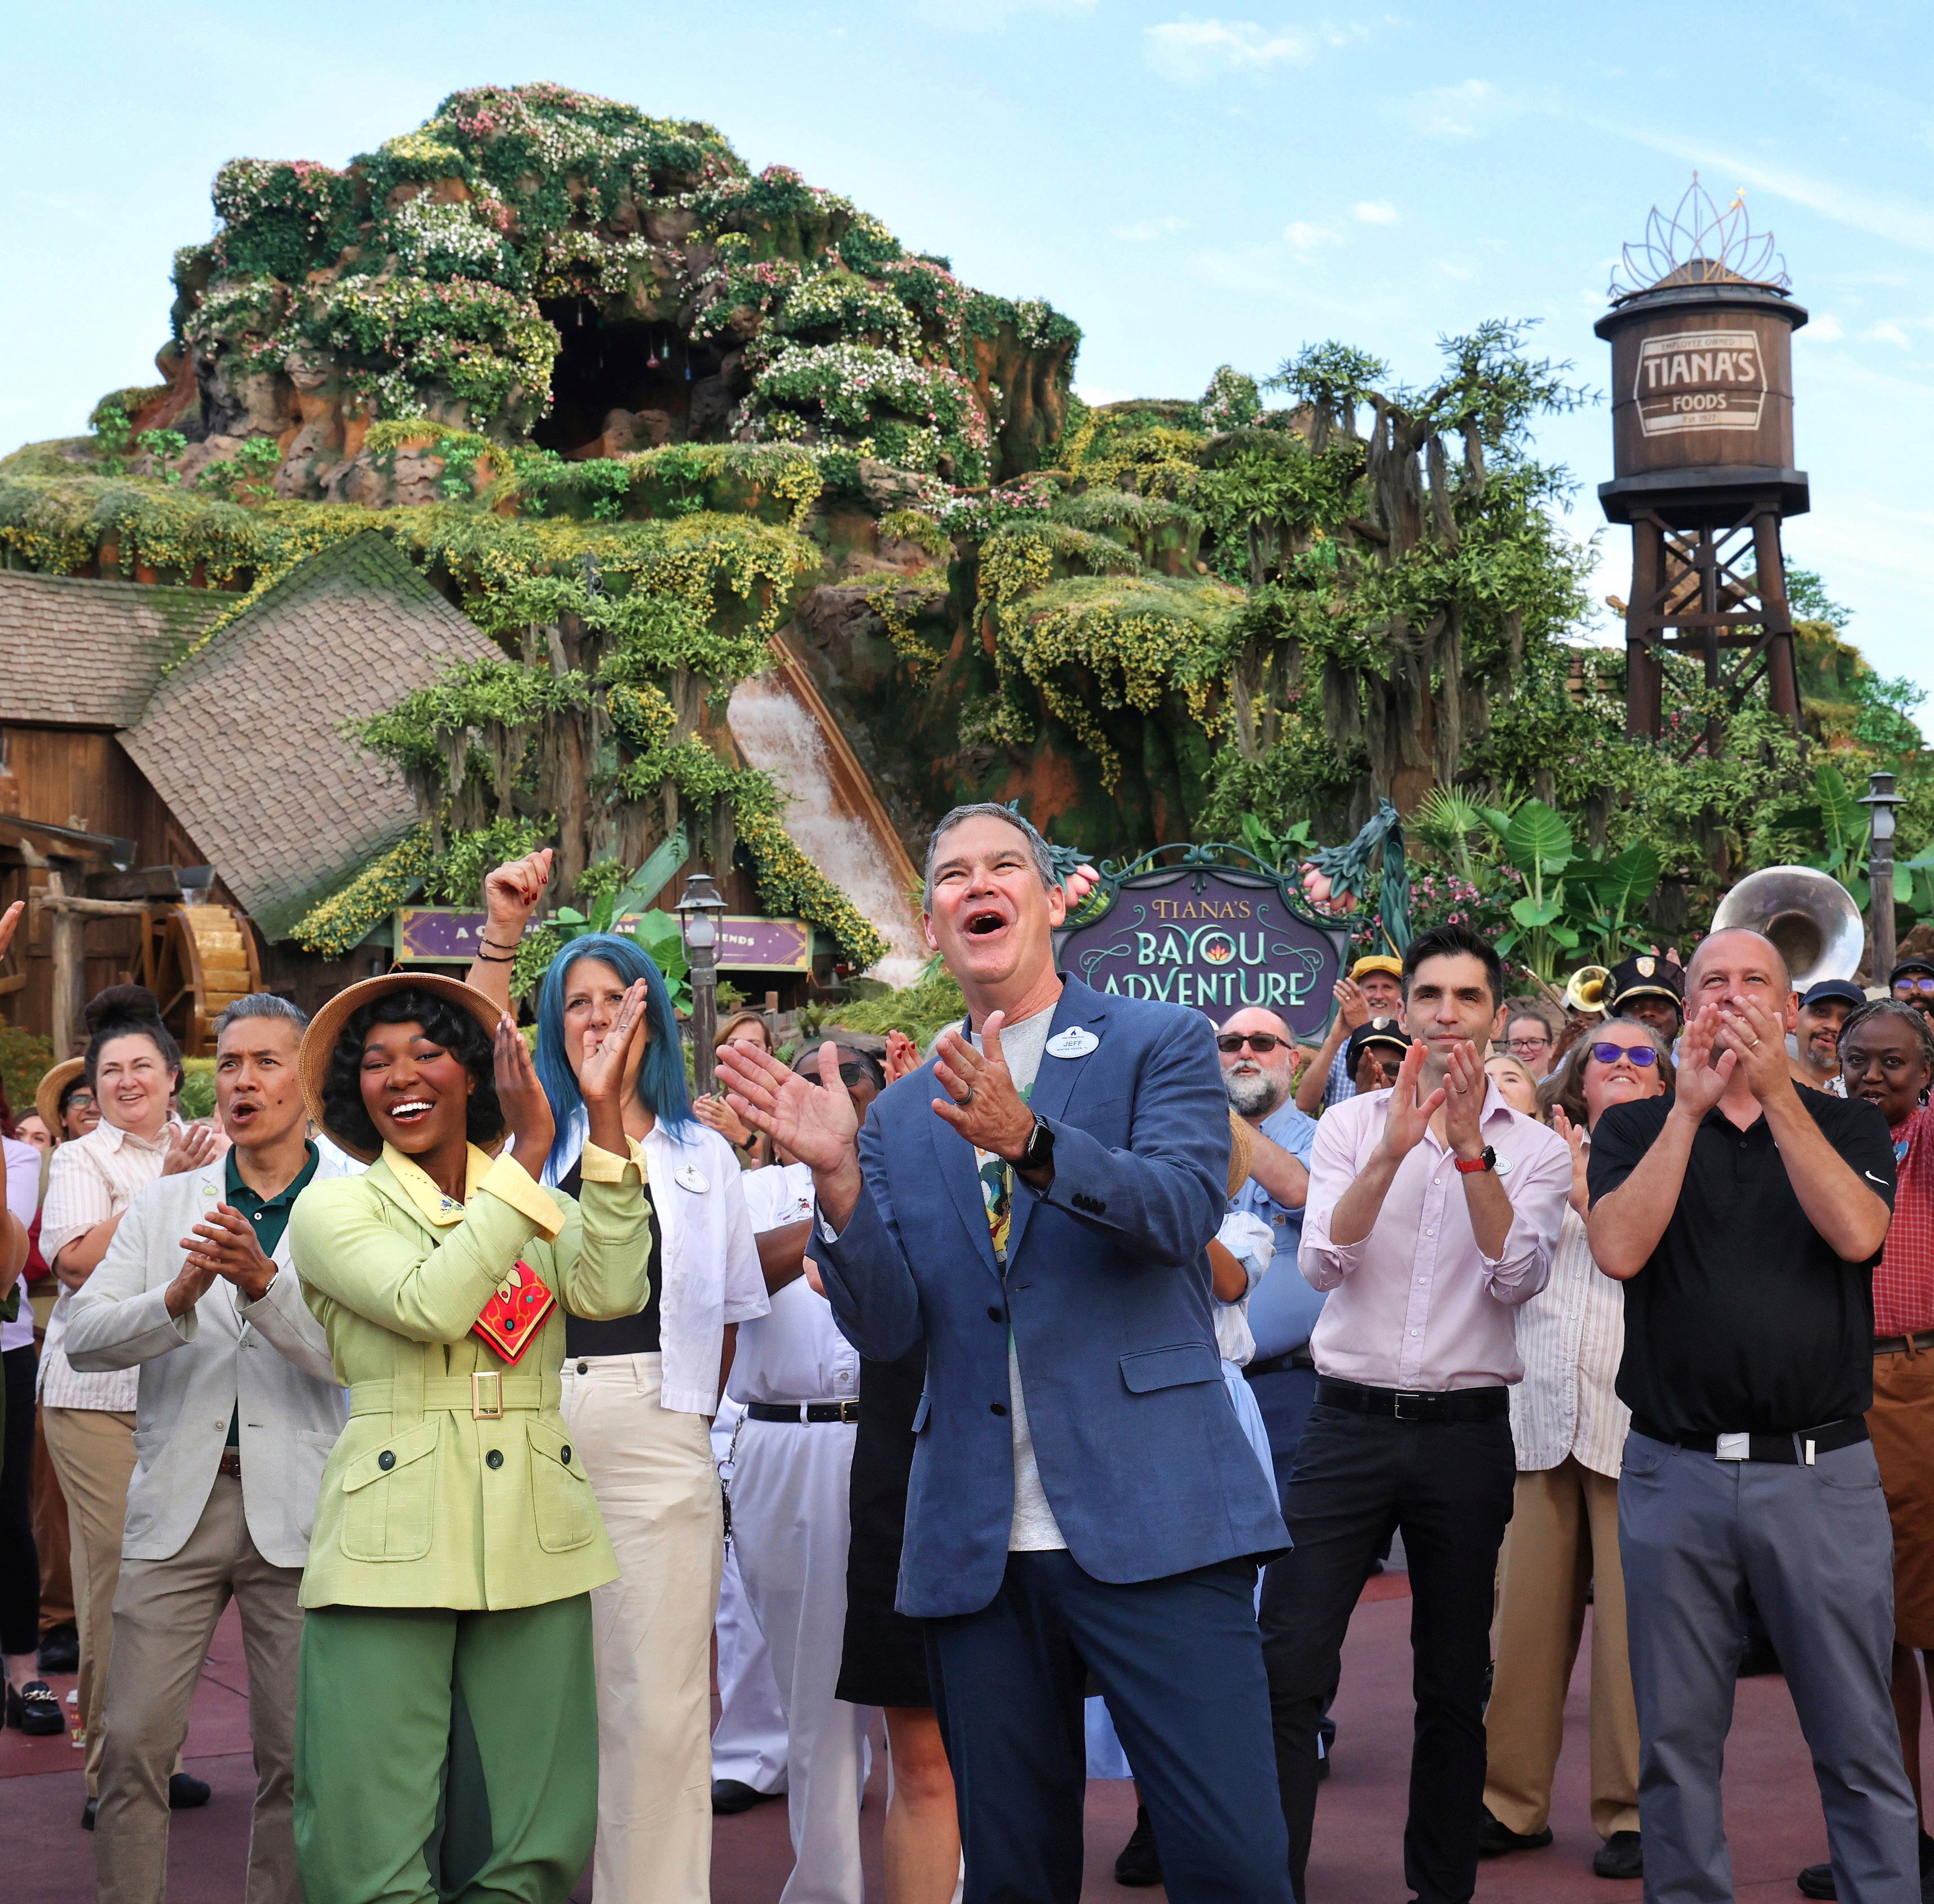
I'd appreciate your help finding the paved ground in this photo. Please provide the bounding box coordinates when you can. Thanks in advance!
[4,1571,1842,1902]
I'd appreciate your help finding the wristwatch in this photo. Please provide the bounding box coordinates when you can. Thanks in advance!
[1016,1114,1055,1173]
[1453,1145,1497,1175]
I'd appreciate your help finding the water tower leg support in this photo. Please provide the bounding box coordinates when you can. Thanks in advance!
[1750,510,1802,728]
[1625,518,1665,738]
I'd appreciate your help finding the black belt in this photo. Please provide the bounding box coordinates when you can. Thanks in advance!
[1246,1346,1316,1380]
[1315,1377,1508,1422]
[1630,1414,1869,1464]
[1874,1329,1934,1355]
[744,1400,860,1425]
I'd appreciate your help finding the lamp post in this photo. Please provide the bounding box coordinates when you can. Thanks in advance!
[675,873,728,1095]
[1860,771,1905,983]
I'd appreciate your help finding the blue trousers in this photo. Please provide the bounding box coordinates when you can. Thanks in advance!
[926,1549,1291,1904]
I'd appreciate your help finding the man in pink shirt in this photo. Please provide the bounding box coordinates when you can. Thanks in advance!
[1262,923,1571,1904]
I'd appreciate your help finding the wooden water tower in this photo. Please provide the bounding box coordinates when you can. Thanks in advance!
[1597,178,1807,738]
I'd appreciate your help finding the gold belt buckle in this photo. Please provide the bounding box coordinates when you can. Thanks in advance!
[472,1370,504,1420]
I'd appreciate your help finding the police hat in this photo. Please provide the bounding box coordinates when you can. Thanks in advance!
[1607,954,1685,1014]
[1345,1017,1410,1074]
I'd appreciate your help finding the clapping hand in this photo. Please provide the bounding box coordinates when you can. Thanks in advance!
[180,1205,277,1302]
[1377,1041,1447,1162]
[482,847,552,940]
[717,1039,859,1175]
[161,1122,223,1177]
[1672,1003,1736,1117]
[1334,976,1371,1033]
[931,1013,1037,1163]
[1550,1105,1590,1215]
[882,1028,921,1085]
[1713,990,1794,1104]
[694,1094,756,1148]
[1441,1040,1489,1161]
[494,1015,556,1171]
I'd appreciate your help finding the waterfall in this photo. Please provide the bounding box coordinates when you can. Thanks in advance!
[726,673,928,989]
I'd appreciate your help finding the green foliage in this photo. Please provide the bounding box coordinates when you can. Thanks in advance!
[0,1023,54,1127]
[292,823,438,955]
[828,964,965,1050]
[1853,671,1927,756]
[138,430,188,484]
[197,437,283,504]
[178,1059,217,1121]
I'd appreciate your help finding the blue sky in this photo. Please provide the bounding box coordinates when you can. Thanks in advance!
[6,2,1931,722]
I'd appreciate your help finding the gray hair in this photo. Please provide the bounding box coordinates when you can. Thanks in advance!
[920,803,1056,910]
[213,993,310,1039]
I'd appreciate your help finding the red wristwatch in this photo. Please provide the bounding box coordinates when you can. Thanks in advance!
[1453,1146,1497,1175]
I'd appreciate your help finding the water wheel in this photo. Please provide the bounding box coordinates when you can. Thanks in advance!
[141,903,261,1056]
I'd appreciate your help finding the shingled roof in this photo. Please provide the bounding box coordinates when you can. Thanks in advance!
[121,533,501,941]
[0,570,238,726]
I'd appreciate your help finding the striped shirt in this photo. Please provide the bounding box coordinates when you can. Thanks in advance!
[1508,1201,1630,1479]
[1872,1105,1934,1338]
[37,1119,186,1412]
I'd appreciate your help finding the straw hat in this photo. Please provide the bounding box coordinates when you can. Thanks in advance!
[1226,1110,1253,1200]
[299,972,506,1163]
[35,1058,86,1140]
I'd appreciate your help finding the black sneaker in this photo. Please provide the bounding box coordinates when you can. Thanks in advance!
[1796,1865,1835,1901]
[1592,1831,1642,1880]
[1113,1805,1162,1887]
[38,1625,78,1676]
[168,1772,211,1810]
[710,1779,781,1816]
[6,1679,64,1735]
[1477,1806,1553,1857]
[81,1797,98,1831]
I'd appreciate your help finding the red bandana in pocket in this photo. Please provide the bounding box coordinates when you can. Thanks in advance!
[472,1260,556,1365]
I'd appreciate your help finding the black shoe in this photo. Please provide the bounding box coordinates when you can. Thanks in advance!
[1316,1749,1332,1782]
[1796,1865,1836,1901]
[1593,1832,1642,1880]
[81,1797,98,1831]
[1113,1805,1162,1887]
[6,1678,64,1735]
[1738,1634,1782,1677]
[168,1772,211,1810]
[38,1625,78,1675]
[1477,1806,1553,1857]
[710,1779,781,1816]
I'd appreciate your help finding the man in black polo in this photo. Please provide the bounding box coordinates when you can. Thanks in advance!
[1589,928,1918,1904]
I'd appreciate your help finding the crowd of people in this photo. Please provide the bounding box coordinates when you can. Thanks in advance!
[5,805,1934,1904]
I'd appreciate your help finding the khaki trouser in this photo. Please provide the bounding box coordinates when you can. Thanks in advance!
[32,1401,76,1632]
[42,1404,135,1795]
[1484,1457,1641,1841]
[560,1352,721,1904]
[95,1471,304,1904]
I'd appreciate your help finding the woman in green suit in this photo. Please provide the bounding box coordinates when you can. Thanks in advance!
[288,972,653,1904]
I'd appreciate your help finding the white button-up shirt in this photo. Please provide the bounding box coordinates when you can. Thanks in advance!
[727,1162,858,1407]
[3,1136,39,1354]
[1298,1081,1570,1391]
[546,1113,767,1416]
[1509,1201,1630,1478]
[38,1118,188,1412]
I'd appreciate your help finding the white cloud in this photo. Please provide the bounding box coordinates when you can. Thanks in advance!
[1144,17,1314,82]
[1809,314,1847,342]
[1437,259,1474,280]
[1353,200,1399,225]
[1413,78,1501,137]
[1284,220,1342,250]
[1866,321,1913,347]
[1111,217,1190,242]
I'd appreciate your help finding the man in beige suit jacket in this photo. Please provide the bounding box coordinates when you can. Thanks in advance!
[67,994,350,1904]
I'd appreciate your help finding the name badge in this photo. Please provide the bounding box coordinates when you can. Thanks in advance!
[1046,1026,1099,1059]
[675,1163,710,1193]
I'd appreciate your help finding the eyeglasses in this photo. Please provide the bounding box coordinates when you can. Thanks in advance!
[1895,977,1934,998]
[1217,1032,1285,1054]
[1588,1043,1659,1067]
[1506,1036,1550,1054]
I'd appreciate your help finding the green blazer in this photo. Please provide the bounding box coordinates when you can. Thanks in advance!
[288,1139,651,1611]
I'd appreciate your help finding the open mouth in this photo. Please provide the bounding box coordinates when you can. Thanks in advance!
[228,1101,258,1125]
[962,906,1008,938]
[387,1098,435,1126]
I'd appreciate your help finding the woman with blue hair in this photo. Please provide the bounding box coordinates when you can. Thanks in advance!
[468,848,766,1904]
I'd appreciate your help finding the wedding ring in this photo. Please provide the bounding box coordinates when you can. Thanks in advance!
[959,1085,976,1107]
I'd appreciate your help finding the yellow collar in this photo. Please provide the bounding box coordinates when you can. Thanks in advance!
[380,1143,497,1227]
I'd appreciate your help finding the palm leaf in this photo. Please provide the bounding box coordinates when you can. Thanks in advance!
[1816,765,1863,857]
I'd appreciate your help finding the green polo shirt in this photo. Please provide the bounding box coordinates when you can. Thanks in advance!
[222,1143,319,1447]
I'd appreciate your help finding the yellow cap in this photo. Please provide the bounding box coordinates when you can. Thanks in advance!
[1349,955,1403,981]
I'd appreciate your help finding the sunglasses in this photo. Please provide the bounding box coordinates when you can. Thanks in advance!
[1217,1033,1286,1054]
[1588,1043,1659,1067]
[1895,977,1934,998]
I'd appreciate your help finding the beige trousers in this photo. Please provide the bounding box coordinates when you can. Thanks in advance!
[42,1404,135,1795]
[561,1352,723,1904]
[95,1472,304,1904]
[1484,1457,1641,1841]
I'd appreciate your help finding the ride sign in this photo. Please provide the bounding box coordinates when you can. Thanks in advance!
[1053,848,1351,1041]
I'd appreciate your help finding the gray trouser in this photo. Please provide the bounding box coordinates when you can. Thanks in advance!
[1619,1429,1919,1904]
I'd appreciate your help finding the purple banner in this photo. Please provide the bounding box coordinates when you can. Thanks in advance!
[397,908,811,973]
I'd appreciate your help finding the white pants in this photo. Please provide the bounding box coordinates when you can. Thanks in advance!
[561,1353,721,1904]
[711,1403,788,1795]
[730,1412,876,1904]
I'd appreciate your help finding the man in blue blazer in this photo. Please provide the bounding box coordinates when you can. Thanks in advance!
[719,804,1292,1904]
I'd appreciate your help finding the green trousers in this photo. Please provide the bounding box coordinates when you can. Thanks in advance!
[294,1597,597,1904]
